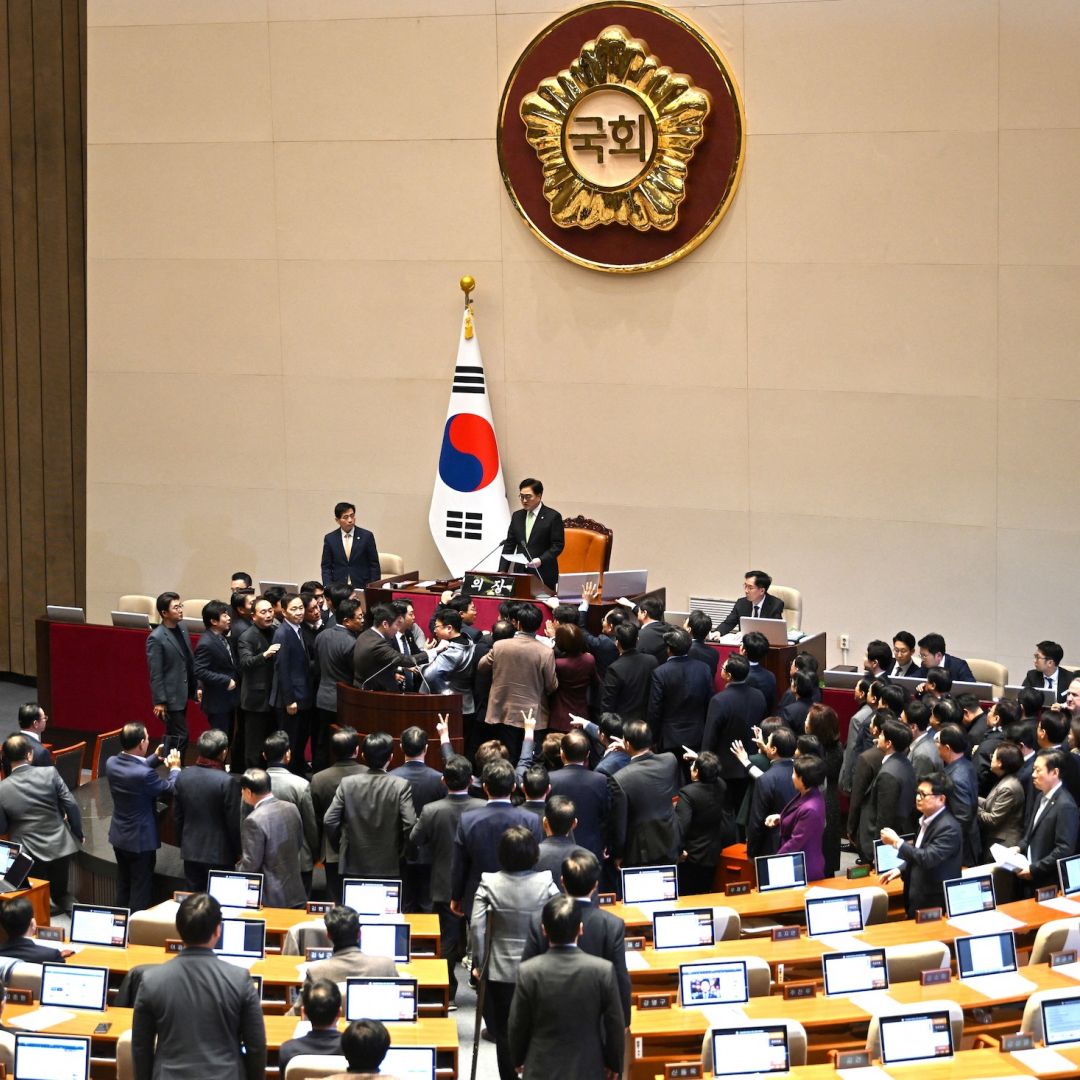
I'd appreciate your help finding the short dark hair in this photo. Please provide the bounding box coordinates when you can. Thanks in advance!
[401,726,428,758]
[741,632,769,662]
[937,723,968,756]
[230,589,254,612]
[724,653,750,682]
[663,628,691,657]
[16,703,41,730]
[443,755,473,791]
[544,795,576,836]
[992,698,1021,727]
[561,849,600,897]
[336,597,361,624]
[687,610,712,641]
[240,768,271,797]
[932,697,962,728]
[435,608,462,632]
[1039,710,1070,746]
[368,603,396,628]
[155,591,180,617]
[614,623,639,651]
[262,730,291,765]
[636,596,664,622]
[263,585,286,607]
[904,698,932,732]
[334,501,356,519]
[362,731,394,770]
[330,728,359,762]
[325,905,360,950]
[0,897,33,938]
[878,683,907,715]
[1004,720,1037,751]
[446,595,473,615]
[1038,640,1065,665]
[793,753,826,788]
[792,670,816,701]
[745,570,772,591]
[623,719,652,752]
[994,742,1023,775]
[806,704,839,746]
[1018,686,1045,720]
[562,731,589,764]
[522,764,550,801]
[202,599,229,628]
[918,633,946,656]
[796,734,822,758]
[926,667,953,694]
[920,771,949,797]
[121,722,147,751]
[881,717,913,753]
[176,893,222,946]
[693,750,719,783]
[1038,748,1067,775]
[482,758,515,798]
[893,630,916,651]
[518,477,543,496]
[231,572,253,587]
[390,600,410,620]
[866,640,892,671]
[302,979,341,1027]
[768,726,796,758]
[340,1019,390,1073]
[498,824,539,872]
[598,713,624,740]
[195,729,229,760]
[542,894,581,946]
[514,603,543,634]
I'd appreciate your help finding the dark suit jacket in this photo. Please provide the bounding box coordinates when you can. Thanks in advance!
[131,946,266,1080]
[269,623,312,709]
[897,810,963,917]
[325,766,416,879]
[194,631,238,715]
[1022,667,1076,703]
[389,760,445,863]
[942,654,976,683]
[747,759,796,858]
[859,752,916,861]
[576,612,618,675]
[174,763,242,866]
[636,621,671,663]
[277,1028,341,1079]
[520,899,631,1023]
[535,835,587,886]
[745,663,778,714]
[25,736,52,767]
[945,756,981,864]
[1021,784,1080,887]
[608,751,680,866]
[778,697,812,736]
[410,792,486,903]
[105,752,178,853]
[314,624,360,712]
[0,936,64,963]
[548,763,611,861]
[145,623,196,711]
[702,682,767,779]
[716,593,786,636]
[601,650,658,722]
[351,627,418,691]
[676,780,734,868]
[647,655,713,751]
[237,624,276,713]
[500,505,564,590]
[688,640,719,681]
[310,759,363,865]
[846,746,884,840]
[320,526,379,588]
[509,947,625,1079]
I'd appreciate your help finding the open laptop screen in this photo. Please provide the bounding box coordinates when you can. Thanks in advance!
[0,840,21,878]
[358,922,410,963]
[341,878,402,917]
[345,977,418,1022]
[214,918,265,959]
[379,1047,436,1080]
[955,931,1017,979]
[679,961,749,1007]
[1042,996,1080,1047]
[943,874,996,917]
[879,1011,953,1065]
[620,865,677,905]
[1,850,34,890]
[755,852,806,893]
[69,904,130,948]
[710,1026,789,1077]
[207,870,263,910]
[805,894,863,937]
[1059,854,1080,898]
[39,964,108,1012]
[821,949,888,996]
[652,908,714,951]
[14,1034,91,1080]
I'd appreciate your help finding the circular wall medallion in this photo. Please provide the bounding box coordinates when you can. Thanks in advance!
[498,1,745,273]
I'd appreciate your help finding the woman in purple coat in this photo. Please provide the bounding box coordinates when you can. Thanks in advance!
[766,754,828,882]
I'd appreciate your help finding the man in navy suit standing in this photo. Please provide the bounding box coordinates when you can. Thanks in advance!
[320,502,380,588]
[105,722,182,912]
[194,600,239,742]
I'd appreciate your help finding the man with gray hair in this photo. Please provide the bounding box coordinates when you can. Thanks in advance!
[239,768,306,908]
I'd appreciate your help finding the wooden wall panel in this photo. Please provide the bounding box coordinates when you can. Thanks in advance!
[0,0,86,677]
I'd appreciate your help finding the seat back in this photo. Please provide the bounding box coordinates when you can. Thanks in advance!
[712,906,741,941]
[118,594,158,623]
[967,658,1008,697]
[1030,918,1080,966]
[884,940,950,983]
[866,999,963,1057]
[181,600,211,618]
[378,552,404,577]
[281,917,325,956]
[53,741,86,791]
[855,886,889,926]
[557,515,613,576]
[0,1031,13,1074]
[91,727,124,780]
[116,1029,134,1080]
[1022,986,1080,1041]
[701,1019,807,1070]
[7,961,43,998]
[285,1055,350,1080]
[769,585,802,632]
[128,903,179,947]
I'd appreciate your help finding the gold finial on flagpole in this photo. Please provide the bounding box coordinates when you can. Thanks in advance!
[460,276,476,338]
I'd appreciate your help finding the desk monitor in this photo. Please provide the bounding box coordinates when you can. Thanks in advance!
[948,680,994,699]
[39,964,108,1012]
[878,1010,954,1065]
[344,977,418,1023]
[652,908,715,951]
[110,611,150,630]
[709,1025,789,1077]
[1041,996,1080,1048]
[822,669,865,690]
[1,850,34,891]
[596,569,648,598]
[754,852,806,893]
[955,931,1017,979]
[678,961,749,1007]
[620,865,678,906]
[379,1047,436,1080]
[341,878,403,917]
[358,921,410,963]
[805,894,863,937]
[890,676,924,696]
[214,918,265,959]
[14,1033,91,1080]
[1059,854,1080,898]
[179,617,204,635]
[1003,684,1058,707]
[259,579,299,594]
[873,836,912,876]
[46,606,85,624]
[207,870,263,910]
[943,873,996,918]
[821,949,889,997]
[738,617,788,646]
[70,904,130,948]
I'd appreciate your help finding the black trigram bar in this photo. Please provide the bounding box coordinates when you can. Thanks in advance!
[446,509,483,540]
[453,364,485,394]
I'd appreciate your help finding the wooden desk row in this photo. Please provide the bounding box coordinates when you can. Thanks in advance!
[780,1044,1080,1079]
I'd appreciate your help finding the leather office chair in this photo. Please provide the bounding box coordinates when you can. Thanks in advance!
[557,515,612,577]
[1029,917,1080,966]
[1019,987,1080,1041]
[701,1019,807,1069]
[91,727,124,781]
[378,551,405,577]
[865,999,963,1057]
[118,594,157,623]
[712,906,741,941]
[884,940,951,982]
[7,961,43,999]
[854,885,890,926]
[967,658,1008,697]
[285,1057,350,1080]
[128,904,180,947]
[52,741,85,791]
[769,585,802,632]
[181,599,211,618]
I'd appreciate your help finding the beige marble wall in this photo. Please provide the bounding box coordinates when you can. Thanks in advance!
[87,0,1080,681]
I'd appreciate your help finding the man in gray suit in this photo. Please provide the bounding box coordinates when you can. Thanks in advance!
[146,591,197,754]
[323,732,416,879]
[0,733,83,913]
[261,731,319,897]
[132,892,265,1080]
[302,905,397,986]
[239,769,306,909]
[311,728,363,903]
[509,894,625,1080]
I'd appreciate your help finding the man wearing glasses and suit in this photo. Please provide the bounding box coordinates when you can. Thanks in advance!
[500,478,564,593]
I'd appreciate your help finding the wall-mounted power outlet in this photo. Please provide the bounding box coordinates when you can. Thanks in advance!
[839,633,850,650]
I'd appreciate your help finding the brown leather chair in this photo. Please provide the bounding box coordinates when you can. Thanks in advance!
[557,515,612,576]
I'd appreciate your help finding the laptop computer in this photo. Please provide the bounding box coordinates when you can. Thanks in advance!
[0,840,21,877]
[874,836,912,875]
[207,870,263,911]
[179,616,204,635]
[822,669,866,690]
[379,1047,436,1080]
[709,1026,790,1077]
[39,964,109,1011]
[739,617,789,646]
[0,850,34,891]
[46,606,85,624]
[1041,996,1080,1048]
[214,918,265,959]
[110,610,151,630]
[754,852,806,893]
[1059,854,1080,898]
[344,977,418,1023]
[69,904,130,949]
[341,878,402,917]
[943,873,996,918]
[14,1033,91,1080]
[652,908,715,951]
[259,580,299,594]
[1003,684,1058,707]
[878,1010,954,1065]
[955,931,1017,980]
[358,922,410,963]
[805,894,864,938]
[620,865,678,906]
[678,961,749,1007]
[821,949,889,997]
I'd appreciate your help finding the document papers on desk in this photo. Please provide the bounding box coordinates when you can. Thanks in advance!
[962,972,1037,999]
[1011,1048,1078,1075]
[816,933,869,955]
[624,951,649,972]
[9,1007,76,1031]
[843,991,902,1016]
[836,1069,891,1080]
[946,910,1024,935]
[1040,896,1080,915]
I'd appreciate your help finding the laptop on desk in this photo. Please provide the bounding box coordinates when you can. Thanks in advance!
[110,610,151,629]
[878,1011,954,1065]
[738,617,789,646]
[14,1034,91,1080]
[46,605,85,624]
[710,1026,790,1077]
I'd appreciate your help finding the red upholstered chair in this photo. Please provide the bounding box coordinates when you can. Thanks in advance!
[557,515,613,577]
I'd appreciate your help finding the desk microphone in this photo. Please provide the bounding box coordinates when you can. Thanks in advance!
[518,538,552,595]
[361,656,405,690]
[464,537,510,578]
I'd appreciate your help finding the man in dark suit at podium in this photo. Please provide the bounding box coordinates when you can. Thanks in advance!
[320,501,380,588]
[352,604,422,690]
[500,478,564,593]
[716,570,786,636]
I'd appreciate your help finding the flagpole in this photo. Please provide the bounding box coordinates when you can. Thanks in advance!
[460,275,475,338]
